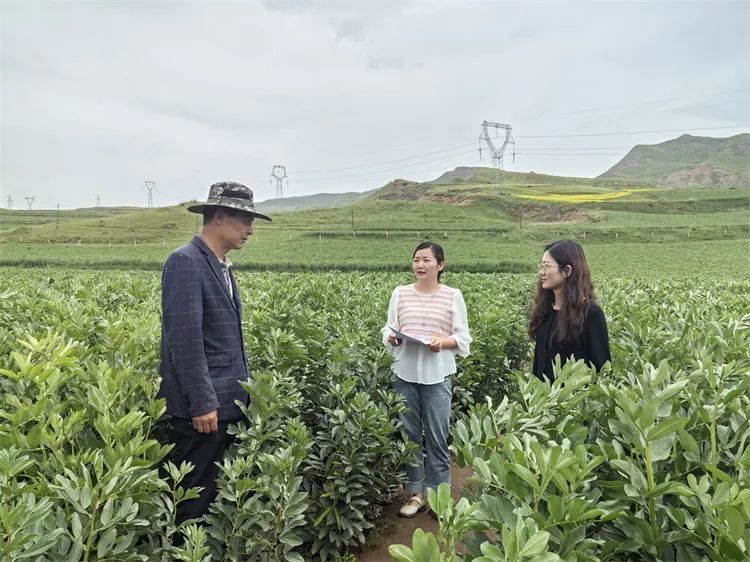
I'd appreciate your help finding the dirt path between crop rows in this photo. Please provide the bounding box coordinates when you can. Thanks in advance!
[356,462,474,562]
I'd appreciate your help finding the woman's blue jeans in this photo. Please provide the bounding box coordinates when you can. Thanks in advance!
[394,375,452,494]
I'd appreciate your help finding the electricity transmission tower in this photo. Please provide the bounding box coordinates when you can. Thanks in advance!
[269,165,288,210]
[144,181,156,208]
[25,196,35,210]
[6,196,12,210]
[96,195,101,208]
[478,121,516,187]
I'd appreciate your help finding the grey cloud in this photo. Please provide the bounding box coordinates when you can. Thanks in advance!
[261,0,404,42]
[367,56,421,71]
[2,1,747,208]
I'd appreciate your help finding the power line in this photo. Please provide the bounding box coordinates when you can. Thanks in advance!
[296,142,477,175]
[308,150,476,183]
[292,124,746,186]
[519,146,632,150]
[298,148,620,185]
[516,152,622,156]
[515,125,748,139]
[535,89,750,119]
[300,157,485,185]
[296,149,478,184]
[294,125,746,177]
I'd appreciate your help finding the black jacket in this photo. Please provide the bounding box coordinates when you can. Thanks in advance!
[532,302,610,382]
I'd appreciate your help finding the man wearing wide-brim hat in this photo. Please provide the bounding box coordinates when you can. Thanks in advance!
[158,181,270,525]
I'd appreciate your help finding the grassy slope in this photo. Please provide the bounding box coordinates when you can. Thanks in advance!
[256,190,375,212]
[598,133,750,184]
[0,207,141,229]
[1,166,747,278]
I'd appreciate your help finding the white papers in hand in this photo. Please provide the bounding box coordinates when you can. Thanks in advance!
[390,327,433,346]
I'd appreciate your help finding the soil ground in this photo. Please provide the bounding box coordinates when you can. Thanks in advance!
[356,462,474,562]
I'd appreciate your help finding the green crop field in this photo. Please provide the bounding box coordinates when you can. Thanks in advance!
[1,176,748,279]
[1,166,748,561]
[1,270,748,561]
[0,238,747,279]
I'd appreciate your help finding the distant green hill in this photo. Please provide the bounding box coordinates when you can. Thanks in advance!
[430,167,648,188]
[257,190,375,212]
[598,133,750,187]
[0,206,141,230]
[1,160,747,247]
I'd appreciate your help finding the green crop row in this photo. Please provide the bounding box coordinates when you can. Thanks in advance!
[392,281,750,561]
[1,270,748,561]
[1,238,748,279]
[0,270,529,561]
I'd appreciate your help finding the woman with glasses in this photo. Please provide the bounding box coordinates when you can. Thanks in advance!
[528,240,611,382]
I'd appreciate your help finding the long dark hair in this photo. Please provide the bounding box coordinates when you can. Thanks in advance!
[413,241,445,280]
[528,240,595,343]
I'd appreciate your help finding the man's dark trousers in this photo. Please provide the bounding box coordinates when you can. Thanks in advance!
[169,417,237,525]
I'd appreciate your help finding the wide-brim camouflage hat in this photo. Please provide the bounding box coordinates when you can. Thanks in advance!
[187,181,272,221]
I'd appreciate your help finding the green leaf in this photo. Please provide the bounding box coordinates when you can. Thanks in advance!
[657,380,689,402]
[718,536,746,560]
[677,428,699,455]
[482,494,520,528]
[647,417,688,441]
[508,463,539,491]
[388,545,418,562]
[71,512,82,541]
[651,436,674,462]
[96,527,117,558]
[722,507,746,541]
[527,554,561,562]
[409,528,442,561]
[79,487,92,510]
[99,498,114,529]
[520,529,550,558]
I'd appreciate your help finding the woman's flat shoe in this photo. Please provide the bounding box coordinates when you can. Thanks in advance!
[398,494,427,518]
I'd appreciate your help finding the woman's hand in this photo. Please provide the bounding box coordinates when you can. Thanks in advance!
[429,336,456,353]
[388,332,402,346]
[428,337,445,352]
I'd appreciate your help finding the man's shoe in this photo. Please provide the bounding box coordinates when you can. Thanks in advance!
[398,494,427,518]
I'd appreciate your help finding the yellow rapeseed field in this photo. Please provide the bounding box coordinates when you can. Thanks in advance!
[515,188,651,203]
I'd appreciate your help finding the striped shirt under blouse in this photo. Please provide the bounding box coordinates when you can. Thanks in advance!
[382,284,472,385]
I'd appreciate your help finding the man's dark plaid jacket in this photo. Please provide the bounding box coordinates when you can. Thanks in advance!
[158,235,248,421]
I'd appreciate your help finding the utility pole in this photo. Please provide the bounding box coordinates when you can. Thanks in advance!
[478,120,516,189]
[25,196,35,210]
[270,165,288,211]
[56,203,60,227]
[6,196,12,210]
[144,181,156,208]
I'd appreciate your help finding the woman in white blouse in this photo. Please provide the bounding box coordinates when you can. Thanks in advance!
[382,241,472,518]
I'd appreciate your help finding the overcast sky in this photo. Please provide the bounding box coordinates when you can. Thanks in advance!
[2,1,748,209]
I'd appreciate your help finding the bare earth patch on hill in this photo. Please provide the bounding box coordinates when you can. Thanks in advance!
[661,164,748,188]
